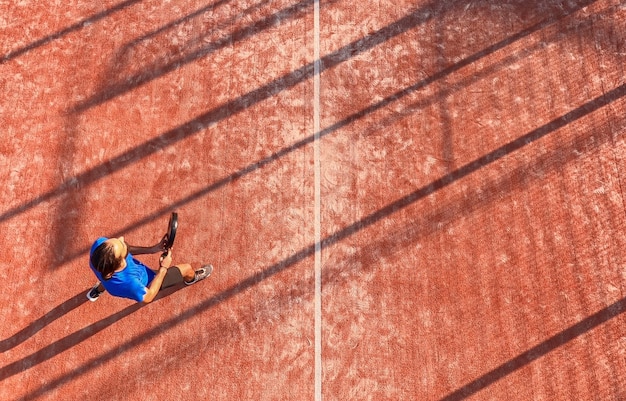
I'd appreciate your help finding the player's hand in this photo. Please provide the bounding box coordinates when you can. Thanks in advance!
[159,249,172,269]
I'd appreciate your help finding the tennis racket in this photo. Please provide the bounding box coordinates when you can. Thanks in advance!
[162,212,178,258]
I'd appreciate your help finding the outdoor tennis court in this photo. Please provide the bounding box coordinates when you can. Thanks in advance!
[1,0,626,399]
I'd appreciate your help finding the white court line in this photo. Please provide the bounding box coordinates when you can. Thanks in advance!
[313,0,322,400]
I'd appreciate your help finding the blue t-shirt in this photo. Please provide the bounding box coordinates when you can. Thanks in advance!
[89,237,156,302]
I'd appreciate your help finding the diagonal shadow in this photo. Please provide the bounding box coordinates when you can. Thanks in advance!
[2,1,619,396]
[316,83,626,253]
[0,292,87,353]
[70,0,600,114]
[111,0,270,69]
[90,0,248,103]
[69,0,320,114]
[0,283,183,381]
[329,102,618,292]
[12,81,626,397]
[0,0,460,234]
[54,0,607,268]
[0,0,444,225]
[0,0,142,63]
[439,296,626,401]
[118,0,239,50]
[0,304,141,381]
[338,0,626,176]
[0,0,597,247]
[319,95,622,398]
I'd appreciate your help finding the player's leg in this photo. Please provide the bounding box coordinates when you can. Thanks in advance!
[174,263,195,283]
[177,263,213,285]
[160,263,212,289]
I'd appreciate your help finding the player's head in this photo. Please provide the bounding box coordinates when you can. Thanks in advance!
[90,237,128,279]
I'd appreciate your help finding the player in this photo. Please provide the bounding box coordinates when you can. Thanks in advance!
[86,236,212,303]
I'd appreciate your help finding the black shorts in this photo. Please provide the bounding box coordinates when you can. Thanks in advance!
[161,266,184,289]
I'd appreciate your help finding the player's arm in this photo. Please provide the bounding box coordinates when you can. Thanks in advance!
[128,235,168,255]
[141,250,172,304]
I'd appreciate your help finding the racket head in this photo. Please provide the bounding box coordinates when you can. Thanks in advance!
[164,212,178,250]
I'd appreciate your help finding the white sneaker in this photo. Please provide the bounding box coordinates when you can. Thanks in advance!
[185,265,213,285]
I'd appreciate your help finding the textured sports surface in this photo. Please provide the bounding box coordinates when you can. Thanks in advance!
[1,0,626,400]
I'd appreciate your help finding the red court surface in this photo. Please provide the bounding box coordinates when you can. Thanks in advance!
[1,0,626,400]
